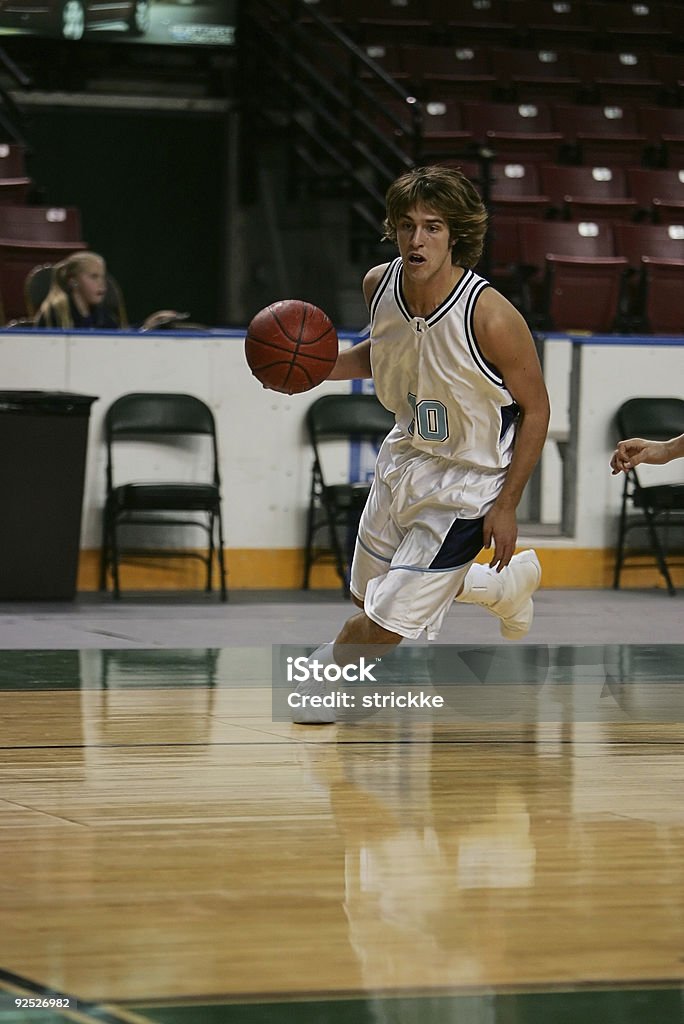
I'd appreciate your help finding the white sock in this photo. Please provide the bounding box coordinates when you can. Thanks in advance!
[291,641,338,724]
[306,641,336,669]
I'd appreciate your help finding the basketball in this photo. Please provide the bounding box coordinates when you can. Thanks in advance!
[245,299,338,394]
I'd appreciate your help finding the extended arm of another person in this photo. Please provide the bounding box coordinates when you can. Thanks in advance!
[475,292,551,571]
[610,433,684,474]
[140,309,189,331]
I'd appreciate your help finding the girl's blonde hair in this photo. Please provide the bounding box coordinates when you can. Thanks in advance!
[34,251,105,328]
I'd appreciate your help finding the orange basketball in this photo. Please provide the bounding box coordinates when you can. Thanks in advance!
[245,299,338,394]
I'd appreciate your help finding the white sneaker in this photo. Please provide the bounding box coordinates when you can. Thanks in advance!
[290,673,336,725]
[458,549,542,640]
[493,549,542,639]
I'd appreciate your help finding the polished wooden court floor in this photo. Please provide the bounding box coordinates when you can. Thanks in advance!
[1,638,684,1023]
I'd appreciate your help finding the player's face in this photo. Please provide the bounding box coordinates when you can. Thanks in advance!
[395,204,454,282]
[72,261,107,308]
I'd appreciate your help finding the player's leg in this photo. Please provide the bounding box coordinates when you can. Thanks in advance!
[361,519,481,642]
[290,476,404,724]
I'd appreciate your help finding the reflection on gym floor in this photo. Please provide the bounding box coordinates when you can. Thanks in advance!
[0,645,683,1023]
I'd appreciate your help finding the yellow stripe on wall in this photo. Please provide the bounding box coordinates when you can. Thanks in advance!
[80,548,684,592]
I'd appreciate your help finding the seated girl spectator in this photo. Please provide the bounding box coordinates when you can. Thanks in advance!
[34,251,182,331]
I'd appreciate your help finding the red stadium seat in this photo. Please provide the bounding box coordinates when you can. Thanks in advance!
[640,258,684,334]
[490,46,582,102]
[650,54,684,106]
[573,50,663,104]
[626,168,684,223]
[0,206,86,322]
[509,0,593,48]
[586,1,671,49]
[0,143,28,179]
[0,205,83,242]
[612,222,684,268]
[517,218,616,323]
[611,222,684,329]
[539,164,638,221]
[636,107,684,167]
[552,103,646,165]
[489,160,551,218]
[415,98,474,158]
[403,44,497,100]
[344,0,433,43]
[485,215,540,303]
[544,254,628,332]
[359,43,411,85]
[429,0,515,45]
[0,178,32,204]
[662,1,684,38]
[462,100,564,163]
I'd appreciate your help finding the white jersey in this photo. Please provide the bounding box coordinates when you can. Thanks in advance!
[369,257,518,473]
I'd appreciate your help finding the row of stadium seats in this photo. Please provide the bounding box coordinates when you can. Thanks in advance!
[485,218,684,333]
[364,99,684,167]
[294,0,684,50]
[452,162,684,223]
[358,44,683,106]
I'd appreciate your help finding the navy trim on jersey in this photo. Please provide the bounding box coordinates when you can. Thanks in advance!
[464,281,505,387]
[395,265,474,327]
[428,269,473,328]
[393,265,408,321]
[500,402,520,440]
[369,259,399,322]
[429,516,484,570]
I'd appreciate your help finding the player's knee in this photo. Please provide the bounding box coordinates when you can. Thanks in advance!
[338,611,402,648]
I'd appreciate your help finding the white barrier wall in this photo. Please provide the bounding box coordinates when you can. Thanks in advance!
[0,328,354,552]
[1,328,682,580]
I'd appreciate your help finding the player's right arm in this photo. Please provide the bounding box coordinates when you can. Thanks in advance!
[327,263,389,381]
[328,338,372,380]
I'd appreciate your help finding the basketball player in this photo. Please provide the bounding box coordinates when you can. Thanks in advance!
[293,165,550,723]
[611,433,684,473]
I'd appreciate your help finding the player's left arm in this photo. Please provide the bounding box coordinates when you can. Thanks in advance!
[474,289,550,570]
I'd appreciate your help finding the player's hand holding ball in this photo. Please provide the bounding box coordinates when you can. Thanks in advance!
[245,299,338,394]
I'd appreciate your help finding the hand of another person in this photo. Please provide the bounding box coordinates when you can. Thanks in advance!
[610,438,668,474]
[141,310,188,331]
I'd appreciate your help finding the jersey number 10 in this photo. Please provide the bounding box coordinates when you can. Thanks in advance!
[408,393,449,442]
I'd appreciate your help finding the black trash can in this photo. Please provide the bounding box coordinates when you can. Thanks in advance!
[0,390,98,600]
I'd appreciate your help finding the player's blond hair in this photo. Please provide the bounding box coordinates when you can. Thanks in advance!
[383,165,488,268]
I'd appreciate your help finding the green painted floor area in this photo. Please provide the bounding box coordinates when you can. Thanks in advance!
[2,988,684,1024]
[130,987,684,1024]
[0,645,682,691]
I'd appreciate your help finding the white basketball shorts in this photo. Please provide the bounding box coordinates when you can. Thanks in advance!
[350,441,505,640]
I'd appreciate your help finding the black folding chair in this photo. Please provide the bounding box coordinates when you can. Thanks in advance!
[303,392,395,595]
[613,397,684,596]
[100,392,227,600]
